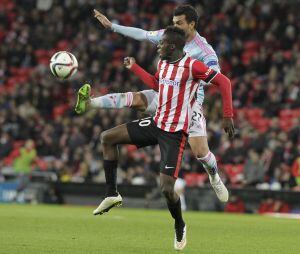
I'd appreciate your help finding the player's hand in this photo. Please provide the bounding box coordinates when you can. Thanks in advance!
[222,117,235,139]
[93,9,112,29]
[124,57,136,69]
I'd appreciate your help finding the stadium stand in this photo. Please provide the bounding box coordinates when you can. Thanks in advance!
[0,0,299,195]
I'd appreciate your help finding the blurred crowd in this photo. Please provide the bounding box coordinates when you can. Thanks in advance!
[0,0,300,192]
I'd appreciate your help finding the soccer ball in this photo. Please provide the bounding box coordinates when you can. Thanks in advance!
[50,51,78,79]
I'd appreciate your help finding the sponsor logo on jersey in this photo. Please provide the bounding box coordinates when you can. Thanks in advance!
[205,68,213,76]
[160,78,180,87]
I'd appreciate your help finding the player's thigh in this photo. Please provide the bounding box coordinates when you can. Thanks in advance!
[158,130,187,178]
[139,90,158,114]
[188,103,207,137]
[126,117,158,148]
[188,104,209,158]
[101,123,132,145]
[131,92,148,111]
[160,172,176,193]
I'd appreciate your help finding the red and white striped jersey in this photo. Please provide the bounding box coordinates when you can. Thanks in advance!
[153,54,217,133]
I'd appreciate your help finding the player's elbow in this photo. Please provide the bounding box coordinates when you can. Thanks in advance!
[215,73,231,90]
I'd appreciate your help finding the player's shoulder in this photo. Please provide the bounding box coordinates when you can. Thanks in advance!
[188,57,205,67]
[192,33,216,54]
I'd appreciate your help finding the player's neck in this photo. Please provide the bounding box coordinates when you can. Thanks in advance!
[186,30,196,43]
[168,51,185,63]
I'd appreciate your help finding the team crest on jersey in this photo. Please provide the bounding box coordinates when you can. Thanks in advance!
[148,31,158,36]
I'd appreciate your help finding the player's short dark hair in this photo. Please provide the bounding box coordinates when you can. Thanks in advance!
[163,26,186,50]
[173,4,198,28]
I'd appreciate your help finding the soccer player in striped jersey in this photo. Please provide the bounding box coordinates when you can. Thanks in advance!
[84,5,231,202]
[90,27,234,251]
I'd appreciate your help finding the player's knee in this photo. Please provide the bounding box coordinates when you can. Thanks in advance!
[132,92,147,111]
[193,146,209,159]
[100,130,114,145]
[189,137,209,158]
[160,183,175,200]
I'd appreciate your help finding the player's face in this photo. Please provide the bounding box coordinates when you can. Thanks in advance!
[173,15,195,38]
[157,35,174,60]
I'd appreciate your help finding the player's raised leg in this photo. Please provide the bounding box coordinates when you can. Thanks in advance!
[93,124,132,215]
[94,117,158,215]
[75,84,150,114]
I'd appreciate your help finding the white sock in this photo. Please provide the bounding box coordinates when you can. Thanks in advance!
[179,194,187,211]
[90,92,133,109]
[197,151,219,181]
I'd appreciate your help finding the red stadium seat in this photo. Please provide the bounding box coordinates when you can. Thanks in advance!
[242,51,257,65]
[244,41,259,51]
[279,109,293,119]
[184,173,208,187]
[245,108,264,119]
[293,109,300,117]
[53,104,70,119]
[223,164,244,185]
[282,50,292,60]
[279,118,293,131]
[56,40,70,51]
[253,118,271,133]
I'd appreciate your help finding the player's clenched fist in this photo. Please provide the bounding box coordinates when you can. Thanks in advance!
[93,9,112,28]
[123,57,136,69]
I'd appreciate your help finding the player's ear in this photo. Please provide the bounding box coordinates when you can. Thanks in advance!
[189,21,195,30]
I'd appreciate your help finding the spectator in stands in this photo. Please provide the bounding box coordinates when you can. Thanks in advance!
[13,139,37,174]
[291,155,300,190]
[242,149,266,187]
[0,0,299,192]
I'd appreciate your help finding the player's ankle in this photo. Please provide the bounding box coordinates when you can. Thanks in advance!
[106,189,118,197]
[209,173,220,183]
[175,219,185,228]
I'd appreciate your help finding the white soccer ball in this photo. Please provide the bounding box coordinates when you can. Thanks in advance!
[50,51,78,79]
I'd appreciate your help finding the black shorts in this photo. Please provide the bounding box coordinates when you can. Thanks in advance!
[126,117,187,178]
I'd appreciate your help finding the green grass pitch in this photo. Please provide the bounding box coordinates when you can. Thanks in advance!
[0,204,299,254]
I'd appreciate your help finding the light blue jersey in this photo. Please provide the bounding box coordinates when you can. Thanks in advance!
[111,24,220,105]
[146,29,220,105]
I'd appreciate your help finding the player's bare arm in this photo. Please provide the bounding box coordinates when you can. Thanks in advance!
[94,9,112,28]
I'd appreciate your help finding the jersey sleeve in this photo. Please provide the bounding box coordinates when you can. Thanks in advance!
[111,23,148,41]
[203,55,220,72]
[191,60,218,83]
[192,60,233,118]
[145,29,165,44]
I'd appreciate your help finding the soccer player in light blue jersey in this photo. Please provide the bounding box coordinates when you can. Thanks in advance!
[78,5,233,203]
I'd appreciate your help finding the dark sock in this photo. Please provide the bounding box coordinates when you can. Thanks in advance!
[167,199,185,226]
[103,160,118,197]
